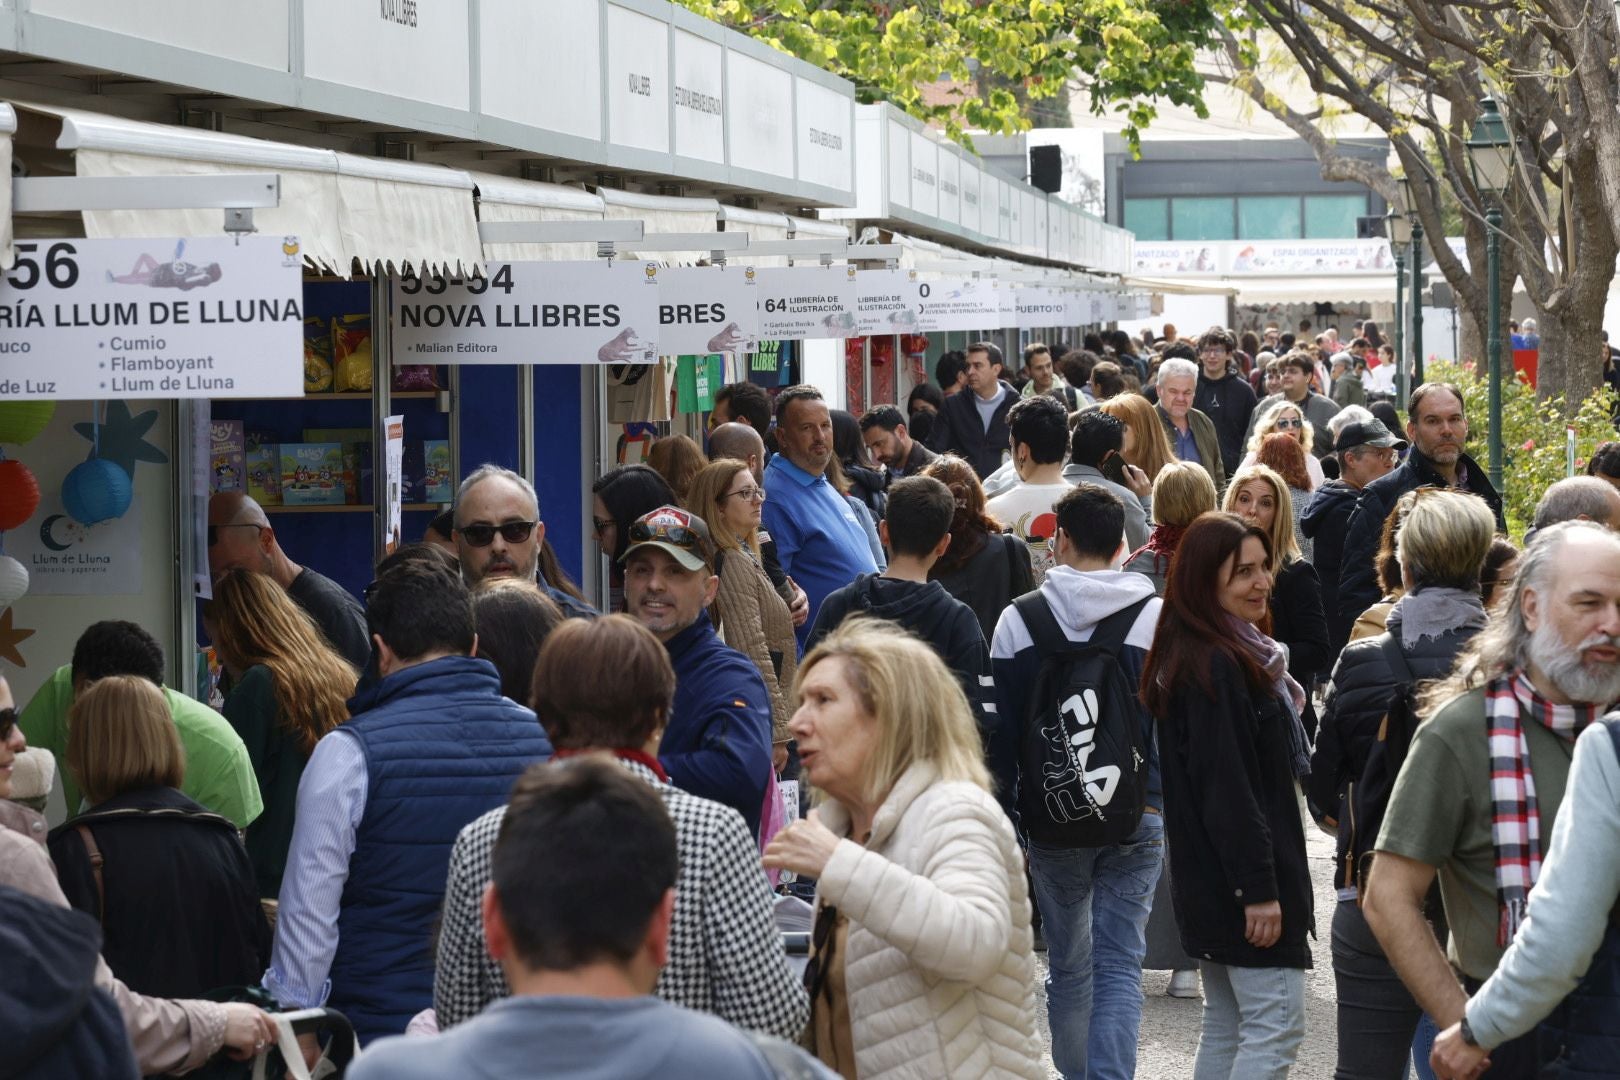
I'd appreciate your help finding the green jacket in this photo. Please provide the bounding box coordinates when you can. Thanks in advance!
[1157,403,1228,494]
[19,664,263,828]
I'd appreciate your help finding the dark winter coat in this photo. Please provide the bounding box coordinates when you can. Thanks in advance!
[929,531,1036,644]
[841,462,889,521]
[49,785,270,1001]
[1337,449,1505,628]
[1308,604,1481,891]
[926,381,1018,478]
[1196,370,1259,476]
[1270,557,1331,739]
[1300,480,1363,656]
[1157,652,1314,969]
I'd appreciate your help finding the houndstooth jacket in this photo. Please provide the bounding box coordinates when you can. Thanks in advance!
[433,759,809,1039]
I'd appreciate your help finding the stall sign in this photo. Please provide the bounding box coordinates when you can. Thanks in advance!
[384,415,404,555]
[1012,286,1069,329]
[916,277,1001,333]
[658,266,759,355]
[852,269,921,336]
[0,236,305,401]
[756,265,859,340]
[391,260,662,365]
[10,495,144,596]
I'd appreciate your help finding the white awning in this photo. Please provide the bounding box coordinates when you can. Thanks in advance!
[787,214,850,241]
[718,204,791,268]
[1123,275,1240,297]
[21,102,482,276]
[601,188,721,265]
[473,173,605,263]
[1226,275,1393,304]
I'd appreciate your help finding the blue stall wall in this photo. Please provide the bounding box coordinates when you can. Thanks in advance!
[533,365,584,584]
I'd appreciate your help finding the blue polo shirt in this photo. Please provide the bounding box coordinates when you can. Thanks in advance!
[762,454,880,649]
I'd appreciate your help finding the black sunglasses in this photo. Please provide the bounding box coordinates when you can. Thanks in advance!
[207,523,263,547]
[0,707,16,743]
[457,520,538,548]
[628,520,699,549]
[802,903,841,1000]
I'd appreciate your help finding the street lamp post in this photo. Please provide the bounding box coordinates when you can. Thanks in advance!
[1387,205,1412,403]
[1398,171,1424,388]
[1467,97,1514,494]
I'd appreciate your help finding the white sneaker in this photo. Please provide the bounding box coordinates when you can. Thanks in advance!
[1167,969,1201,998]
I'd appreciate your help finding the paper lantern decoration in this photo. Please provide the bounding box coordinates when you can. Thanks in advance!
[62,457,132,525]
[0,402,54,446]
[0,555,26,609]
[0,459,41,530]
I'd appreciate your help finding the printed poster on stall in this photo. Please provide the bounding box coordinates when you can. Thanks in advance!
[1012,287,1071,328]
[391,261,662,364]
[384,415,404,555]
[9,495,144,596]
[657,265,759,355]
[756,265,859,340]
[915,277,1002,333]
[0,236,306,400]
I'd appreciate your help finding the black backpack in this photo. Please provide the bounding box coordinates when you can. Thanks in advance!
[1347,635,1422,898]
[1013,591,1153,847]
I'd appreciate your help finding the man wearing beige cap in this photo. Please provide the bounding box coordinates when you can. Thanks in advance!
[622,506,773,839]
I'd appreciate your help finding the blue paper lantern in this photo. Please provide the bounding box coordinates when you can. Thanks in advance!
[62,457,133,525]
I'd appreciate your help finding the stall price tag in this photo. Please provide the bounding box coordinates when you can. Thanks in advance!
[391,260,662,364]
[756,265,859,340]
[657,265,759,356]
[0,236,305,400]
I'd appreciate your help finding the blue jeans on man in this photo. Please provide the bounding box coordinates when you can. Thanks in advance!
[1027,812,1165,1080]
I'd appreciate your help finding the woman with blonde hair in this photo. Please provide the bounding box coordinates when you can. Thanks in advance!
[647,433,709,505]
[685,457,797,768]
[1254,431,1317,561]
[205,567,357,897]
[1125,460,1218,596]
[1098,391,1176,481]
[1224,464,1330,737]
[49,675,270,998]
[764,618,1044,1079]
[1242,398,1326,489]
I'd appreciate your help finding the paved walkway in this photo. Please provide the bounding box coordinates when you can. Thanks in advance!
[1034,820,1348,1077]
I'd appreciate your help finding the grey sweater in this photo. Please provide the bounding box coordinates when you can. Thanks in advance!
[1466,723,1620,1048]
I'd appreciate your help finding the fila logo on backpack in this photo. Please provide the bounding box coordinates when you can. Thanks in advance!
[1014,591,1151,847]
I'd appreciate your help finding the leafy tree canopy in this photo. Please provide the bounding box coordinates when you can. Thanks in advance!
[676,0,1223,150]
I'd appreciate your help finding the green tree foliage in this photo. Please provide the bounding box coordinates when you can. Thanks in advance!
[1423,359,1618,538]
[676,0,1222,149]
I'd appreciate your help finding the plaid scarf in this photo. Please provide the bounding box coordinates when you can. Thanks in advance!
[1486,671,1600,945]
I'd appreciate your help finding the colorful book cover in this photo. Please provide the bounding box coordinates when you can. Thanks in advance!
[245,441,281,506]
[209,419,245,493]
[303,427,372,504]
[423,440,452,503]
[279,442,346,505]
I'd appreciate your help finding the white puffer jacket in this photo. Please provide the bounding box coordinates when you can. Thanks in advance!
[815,760,1044,1079]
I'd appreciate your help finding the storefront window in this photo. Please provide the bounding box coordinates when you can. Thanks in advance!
[1123,198,1169,241]
[1170,197,1236,241]
[1237,196,1303,240]
[1304,194,1368,238]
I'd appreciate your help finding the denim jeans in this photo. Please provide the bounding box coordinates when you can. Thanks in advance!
[1027,812,1165,1080]
[1193,962,1306,1080]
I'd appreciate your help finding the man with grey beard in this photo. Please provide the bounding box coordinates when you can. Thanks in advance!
[1363,521,1620,1076]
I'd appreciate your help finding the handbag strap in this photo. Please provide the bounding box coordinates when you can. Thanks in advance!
[75,824,106,927]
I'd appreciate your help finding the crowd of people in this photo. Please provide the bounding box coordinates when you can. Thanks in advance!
[6,320,1620,1079]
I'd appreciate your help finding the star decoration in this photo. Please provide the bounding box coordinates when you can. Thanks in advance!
[0,607,35,666]
[74,401,169,478]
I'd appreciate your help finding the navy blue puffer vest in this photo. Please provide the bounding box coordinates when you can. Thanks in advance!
[326,655,552,1043]
[1533,718,1620,1076]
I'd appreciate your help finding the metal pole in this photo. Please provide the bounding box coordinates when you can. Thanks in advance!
[1393,250,1407,404]
[369,276,393,565]
[1486,203,1504,493]
[1410,219,1425,386]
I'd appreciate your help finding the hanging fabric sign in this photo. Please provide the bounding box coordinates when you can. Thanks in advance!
[657,265,759,355]
[852,269,921,336]
[756,265,859,340]
[391,260,662,364]
[0,236,305,400]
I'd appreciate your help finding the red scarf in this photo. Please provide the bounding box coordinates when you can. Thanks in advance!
[551,747,669,782]
[1127,523,1187,572]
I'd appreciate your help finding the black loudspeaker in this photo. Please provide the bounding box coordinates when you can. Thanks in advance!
[1356,215,1387,239]
[1030,145,1062,194]
[1430,282,1455,308]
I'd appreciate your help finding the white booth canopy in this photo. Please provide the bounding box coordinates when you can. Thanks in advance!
[718,204,792,268]
[601,188,722,265]
[473,173,605,264]
[16,101,484,277]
